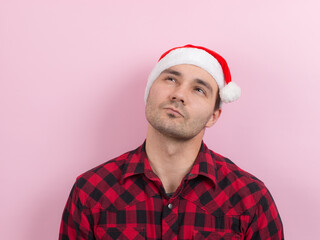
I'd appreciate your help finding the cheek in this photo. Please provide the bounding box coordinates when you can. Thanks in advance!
[192,102,214,117]
[147,85,158,102]
[149,85,168,102]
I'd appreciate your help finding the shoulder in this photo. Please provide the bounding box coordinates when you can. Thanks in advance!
[209,149,274,214]
[211,149,266,191]
[76,152,129,185]
[71,147,139,207]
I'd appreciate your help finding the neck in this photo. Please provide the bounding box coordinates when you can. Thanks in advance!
[145,125,204,193]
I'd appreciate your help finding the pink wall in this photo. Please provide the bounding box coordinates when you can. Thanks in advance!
[1,1,319,239]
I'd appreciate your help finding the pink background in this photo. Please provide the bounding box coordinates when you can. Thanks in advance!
[1,1,319,239]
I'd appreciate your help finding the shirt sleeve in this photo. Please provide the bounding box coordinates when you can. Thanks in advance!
[59,181,94,240]
[245,189,284,240]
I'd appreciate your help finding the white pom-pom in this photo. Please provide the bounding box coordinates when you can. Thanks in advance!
[220,82,241,103]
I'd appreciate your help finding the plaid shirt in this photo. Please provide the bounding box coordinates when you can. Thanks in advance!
[59,142,283,240]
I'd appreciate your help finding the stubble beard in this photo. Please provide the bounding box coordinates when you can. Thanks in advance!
[145,100,212,141]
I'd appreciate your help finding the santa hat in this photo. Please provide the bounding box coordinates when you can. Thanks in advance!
[144,44,241,106]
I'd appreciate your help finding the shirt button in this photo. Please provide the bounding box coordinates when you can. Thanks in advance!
[167,203,173,209]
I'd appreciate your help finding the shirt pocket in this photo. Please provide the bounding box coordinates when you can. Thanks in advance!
[94,226,145,240]
[193,230,241,240]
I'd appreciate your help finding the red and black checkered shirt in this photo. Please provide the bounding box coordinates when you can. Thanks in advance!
[59,142,283,240]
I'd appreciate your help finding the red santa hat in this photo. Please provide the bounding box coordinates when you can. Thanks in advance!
[144,44,241,106]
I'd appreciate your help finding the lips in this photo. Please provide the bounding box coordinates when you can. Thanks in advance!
[164,107,184,117]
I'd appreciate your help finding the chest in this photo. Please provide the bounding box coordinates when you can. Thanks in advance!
[91,195,247,240]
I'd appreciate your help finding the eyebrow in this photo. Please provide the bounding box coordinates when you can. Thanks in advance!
[161,69,182,76]
[194,78,213,94]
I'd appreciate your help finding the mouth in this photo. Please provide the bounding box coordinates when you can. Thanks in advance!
[164,107,184,117]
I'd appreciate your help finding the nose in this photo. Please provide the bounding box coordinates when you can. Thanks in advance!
[170,86,186,104]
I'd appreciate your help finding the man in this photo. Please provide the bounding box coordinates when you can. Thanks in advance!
[59,45,284,240]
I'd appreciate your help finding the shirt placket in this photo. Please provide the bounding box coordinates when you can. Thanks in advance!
[161,175,191,240]
[161,195,179,240]
[144,158,192,239]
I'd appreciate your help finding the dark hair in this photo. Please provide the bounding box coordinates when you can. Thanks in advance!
[214,91,221,111]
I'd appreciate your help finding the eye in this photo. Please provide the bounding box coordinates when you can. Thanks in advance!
[195,87,206,95]
[166,77,176,82]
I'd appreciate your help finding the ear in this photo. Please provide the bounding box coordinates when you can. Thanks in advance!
[205,108,222,128]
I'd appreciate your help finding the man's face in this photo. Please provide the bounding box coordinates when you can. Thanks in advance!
[145,64,221,140]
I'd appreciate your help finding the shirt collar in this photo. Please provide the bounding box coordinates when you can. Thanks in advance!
[187,142,218,186]
[120,141,151,184]
[121,141,218,186]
